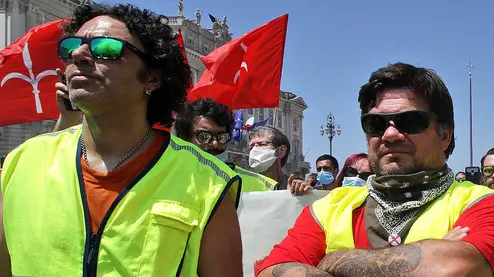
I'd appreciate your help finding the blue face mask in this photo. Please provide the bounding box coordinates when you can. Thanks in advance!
[317,171,334,185]
[342,177,367,187]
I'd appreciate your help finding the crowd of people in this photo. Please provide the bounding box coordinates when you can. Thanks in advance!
[0,2,494,277]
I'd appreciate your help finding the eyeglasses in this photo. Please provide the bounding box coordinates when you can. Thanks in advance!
[361,110,435,137]
[192,130,231,145]
[346,166,373,180]
[58,36,147,61]
[482,166,494,177]
[455,177,466,182]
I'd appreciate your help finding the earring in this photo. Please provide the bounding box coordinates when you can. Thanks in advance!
[145,90,151,96]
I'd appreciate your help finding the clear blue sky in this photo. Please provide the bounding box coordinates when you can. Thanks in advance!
[97,0,494,173]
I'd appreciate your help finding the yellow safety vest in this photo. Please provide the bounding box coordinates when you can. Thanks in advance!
[1,126,241,277]
[311,181,493,254]
[234,165,278,192]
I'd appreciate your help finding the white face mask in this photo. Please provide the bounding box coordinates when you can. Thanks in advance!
[215,150,229,162]
[249,146,277,173]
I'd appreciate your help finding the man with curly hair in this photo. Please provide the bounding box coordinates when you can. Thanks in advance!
[0,3,242,277]
[174,98,279,192]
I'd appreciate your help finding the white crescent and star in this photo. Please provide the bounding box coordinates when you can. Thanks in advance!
[233,42,248,84]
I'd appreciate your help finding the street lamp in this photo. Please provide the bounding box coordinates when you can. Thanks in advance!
[320,112,342,156]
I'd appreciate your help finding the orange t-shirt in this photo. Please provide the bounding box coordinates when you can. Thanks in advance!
[81,131,168,233]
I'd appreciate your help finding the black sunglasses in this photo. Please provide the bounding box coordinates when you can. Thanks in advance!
[346,166,373,180]
[361,110,435,137]
[58,36,147,61]
[193,130,231,145]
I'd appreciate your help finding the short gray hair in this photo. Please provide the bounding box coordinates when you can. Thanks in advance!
[249,126,290,166]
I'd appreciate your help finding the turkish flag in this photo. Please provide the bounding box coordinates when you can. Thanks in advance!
[0,19,67,126]
[187,14,288,110]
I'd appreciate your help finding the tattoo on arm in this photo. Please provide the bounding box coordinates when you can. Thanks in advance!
[272,262,333,277]
[327,244,422,277]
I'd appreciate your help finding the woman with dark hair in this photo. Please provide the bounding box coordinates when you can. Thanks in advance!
[334,153,373,187]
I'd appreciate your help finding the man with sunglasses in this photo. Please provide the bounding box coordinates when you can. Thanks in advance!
[481,148,494,188]
[456,171,467,183]
[174,98,279,192]
[257,63,494,277]
[0,4,242,277]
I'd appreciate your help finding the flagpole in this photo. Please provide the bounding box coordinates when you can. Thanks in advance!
[3,0,7,49]
[273,107,278,128]
[467,61,474,167]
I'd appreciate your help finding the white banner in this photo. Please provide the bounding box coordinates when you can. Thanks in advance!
[237,190,329,276]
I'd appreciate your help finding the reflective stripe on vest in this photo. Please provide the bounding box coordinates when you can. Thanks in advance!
[234,166,278,192]
[1,125,241,277]
[311,181,494,254]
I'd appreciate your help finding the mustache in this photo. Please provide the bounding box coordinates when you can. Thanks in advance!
[378,142,414,155]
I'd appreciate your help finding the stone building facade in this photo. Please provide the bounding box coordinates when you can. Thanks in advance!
[0,0,84,157]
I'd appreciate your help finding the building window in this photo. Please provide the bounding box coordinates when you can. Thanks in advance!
[269,110,274,126]
[248,108,253,115]
[277,110,283,128]
[293,117,299,132]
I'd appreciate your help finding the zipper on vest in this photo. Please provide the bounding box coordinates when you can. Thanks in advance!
[76,135,169,277]
[86,233,98,276]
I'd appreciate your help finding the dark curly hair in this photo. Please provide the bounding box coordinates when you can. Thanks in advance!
[358,62,455,159]
[174,98,234,140]
[62,3,191,127]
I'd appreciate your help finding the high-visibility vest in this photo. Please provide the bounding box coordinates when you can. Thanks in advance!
[311,181,493,254]
[234,165,278,192]
[1,126,241,277]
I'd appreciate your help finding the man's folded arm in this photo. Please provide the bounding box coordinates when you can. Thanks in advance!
[316,195,494,277]
[316,239,491,277]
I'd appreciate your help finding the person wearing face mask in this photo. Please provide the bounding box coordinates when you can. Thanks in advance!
[334,153,374,188]
[174,98,279,192]
[315,154,340,190]
[287,154,339,195]
[248,126,291,190]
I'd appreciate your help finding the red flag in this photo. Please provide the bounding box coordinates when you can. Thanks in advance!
[177,28,188,65]
[188,14,288,110]
[0,19,67,126]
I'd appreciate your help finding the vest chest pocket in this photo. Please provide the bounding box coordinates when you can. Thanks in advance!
[138,200,200,277]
